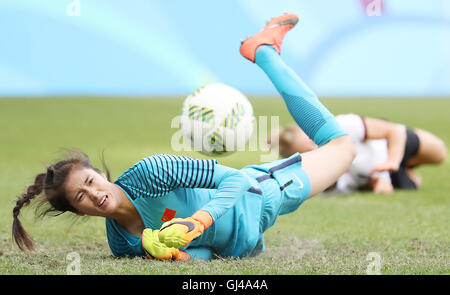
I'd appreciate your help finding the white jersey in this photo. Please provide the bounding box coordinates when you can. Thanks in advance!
[332,114,391,194]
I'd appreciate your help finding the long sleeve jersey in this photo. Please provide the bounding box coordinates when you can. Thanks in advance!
[105,154,263,260]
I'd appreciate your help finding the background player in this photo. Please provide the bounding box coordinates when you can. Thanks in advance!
[268,114,447,194]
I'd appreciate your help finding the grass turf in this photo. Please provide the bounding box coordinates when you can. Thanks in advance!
[0,97,449,274]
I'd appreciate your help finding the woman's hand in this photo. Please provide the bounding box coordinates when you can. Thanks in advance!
[371,177,394,195]
[142,229,189,260]
[158,217,205,248]
[158,210,212,248]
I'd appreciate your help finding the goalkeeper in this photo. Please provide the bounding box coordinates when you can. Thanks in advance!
[12,14,356,261]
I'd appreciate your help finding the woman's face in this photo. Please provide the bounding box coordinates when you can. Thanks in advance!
[64,167,120,217]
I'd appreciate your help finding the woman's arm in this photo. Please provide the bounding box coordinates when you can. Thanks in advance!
[120,154,251,248]
[117,154,250,196]
[115,155,252,249]
[158,163,252,248]
[138,154,251,220]
[200,164,251,222]
[363,117,407,173]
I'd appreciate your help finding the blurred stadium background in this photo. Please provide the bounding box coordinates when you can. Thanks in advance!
[0,0,449,98]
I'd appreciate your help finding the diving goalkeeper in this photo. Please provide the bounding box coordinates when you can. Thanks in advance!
[12,14,356,260]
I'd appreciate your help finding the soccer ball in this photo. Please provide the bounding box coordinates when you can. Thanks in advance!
[180,83,255,155]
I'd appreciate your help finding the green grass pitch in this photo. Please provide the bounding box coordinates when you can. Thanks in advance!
[0,97,449,274]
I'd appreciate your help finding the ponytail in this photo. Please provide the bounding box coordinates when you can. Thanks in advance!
[12,173,46,251]
[12,148,110,252]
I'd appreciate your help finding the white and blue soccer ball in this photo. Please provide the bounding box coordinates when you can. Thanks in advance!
[180,83,255,155]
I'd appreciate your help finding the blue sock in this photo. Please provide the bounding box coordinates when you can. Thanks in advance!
[254,46,347,146]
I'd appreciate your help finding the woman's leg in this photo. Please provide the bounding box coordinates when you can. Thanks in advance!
[241,14,356,197]
[393,129,447,190]
[406,128,447,167]
[254,46,346,147]
[389,127,445,190]
[301,137,355,197]
[254,46,355,196]
[406,168,422,188]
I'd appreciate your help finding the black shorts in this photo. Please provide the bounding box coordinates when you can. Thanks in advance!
[389,128,420,189]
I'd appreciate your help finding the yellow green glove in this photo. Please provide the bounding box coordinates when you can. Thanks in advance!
[158,217,204,248]
[142,229,187,260]
[158,210,213,248]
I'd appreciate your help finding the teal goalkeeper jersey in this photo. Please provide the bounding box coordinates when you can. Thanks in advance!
[105,154,265,260]
[105,153,311,260]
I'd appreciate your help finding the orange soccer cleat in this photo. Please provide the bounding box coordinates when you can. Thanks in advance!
[240,13,299,63]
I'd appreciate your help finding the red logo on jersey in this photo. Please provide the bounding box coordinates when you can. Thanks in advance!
[161,208,177,222]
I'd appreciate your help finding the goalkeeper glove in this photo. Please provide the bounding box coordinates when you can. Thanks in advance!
[142,229,190,260]
[158,210,213,248]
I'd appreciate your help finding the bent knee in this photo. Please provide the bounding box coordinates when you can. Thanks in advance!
[426,138,448,164]
[435,140,447,164]
[415,129,447,164]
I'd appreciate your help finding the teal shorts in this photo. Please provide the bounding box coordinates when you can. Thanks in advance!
[242,152,312,233]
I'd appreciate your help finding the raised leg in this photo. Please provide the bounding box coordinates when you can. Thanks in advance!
[240,14,356,197]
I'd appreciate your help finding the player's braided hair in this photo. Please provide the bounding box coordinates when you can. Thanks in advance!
[12,149,110,251]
